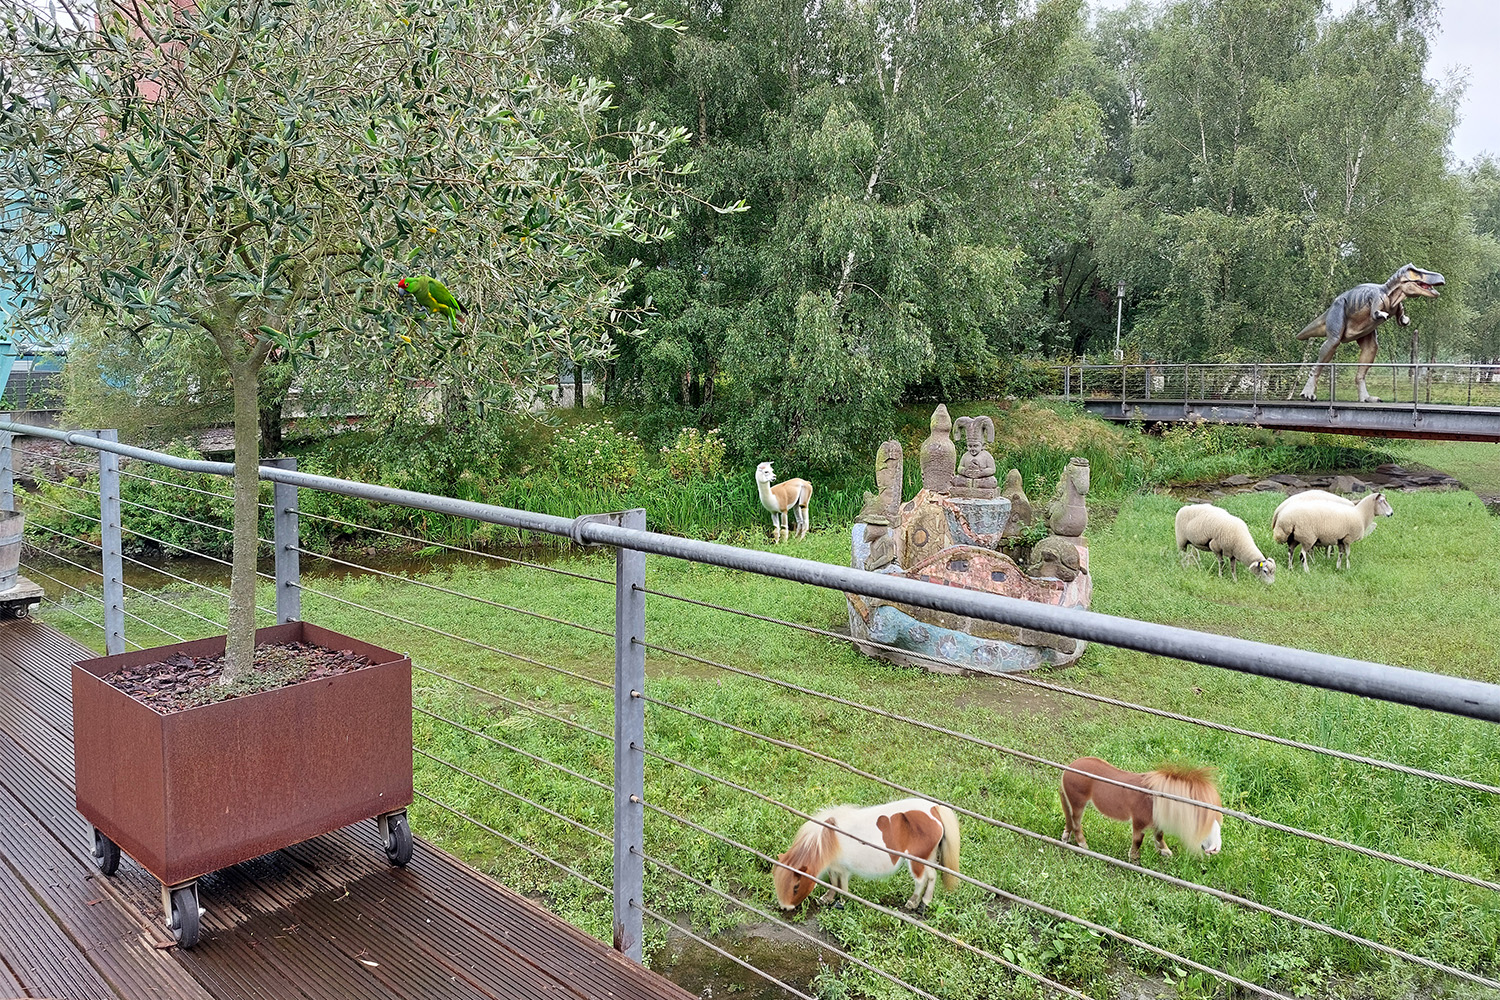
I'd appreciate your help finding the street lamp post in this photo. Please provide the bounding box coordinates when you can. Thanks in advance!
[1113,280,1126,361]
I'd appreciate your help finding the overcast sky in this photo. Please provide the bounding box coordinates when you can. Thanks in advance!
[1088,0,1495,165]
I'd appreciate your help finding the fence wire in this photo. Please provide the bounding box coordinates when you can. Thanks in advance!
[640,585,1500,797]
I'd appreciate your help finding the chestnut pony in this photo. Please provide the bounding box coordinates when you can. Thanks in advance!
[1060,757,1223,862]
[773,798,961,915]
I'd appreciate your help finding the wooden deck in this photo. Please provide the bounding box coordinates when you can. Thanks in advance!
[0,619,693,1000]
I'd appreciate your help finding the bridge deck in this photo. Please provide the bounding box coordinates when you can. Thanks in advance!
[0,618,691,1000]
[1077,397,1500,442]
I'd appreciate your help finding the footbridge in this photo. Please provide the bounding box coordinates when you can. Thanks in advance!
[1061,362,1500,442]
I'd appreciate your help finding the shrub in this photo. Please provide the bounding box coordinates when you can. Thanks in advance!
[659,428,727,482]
[547,420,647,489]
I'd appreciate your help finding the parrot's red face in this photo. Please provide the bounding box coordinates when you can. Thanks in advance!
[397,278,407,291]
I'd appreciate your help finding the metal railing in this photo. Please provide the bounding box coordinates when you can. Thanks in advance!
[5,418,1500,999]
[1058,361,1500,408]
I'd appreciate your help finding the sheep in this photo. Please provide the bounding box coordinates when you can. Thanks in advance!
[1271,492,1394,572]
[1272,490,1354,565]
[1174,504,1276,584]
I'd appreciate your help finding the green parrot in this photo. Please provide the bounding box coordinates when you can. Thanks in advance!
[397,275,464,327]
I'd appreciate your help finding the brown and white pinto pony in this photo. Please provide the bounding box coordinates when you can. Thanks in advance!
[774,798,961,915]
[1060,757,1223,862]
[755,462,813,543]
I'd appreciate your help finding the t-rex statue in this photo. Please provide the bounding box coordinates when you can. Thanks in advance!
[1297,264,1444,403]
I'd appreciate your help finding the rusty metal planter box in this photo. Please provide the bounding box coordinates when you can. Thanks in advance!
[72,621,413,886]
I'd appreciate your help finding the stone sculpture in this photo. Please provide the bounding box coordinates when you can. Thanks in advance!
[854,441,904,571]
[847,405,1092,675]
[950,416,998,497]
[919,404,957,494]
[1000,469,1034,536]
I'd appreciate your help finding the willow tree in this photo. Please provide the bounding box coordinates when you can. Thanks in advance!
[0,0,692,678]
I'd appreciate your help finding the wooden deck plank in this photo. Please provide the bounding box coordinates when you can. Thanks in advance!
[0,619,697,1000]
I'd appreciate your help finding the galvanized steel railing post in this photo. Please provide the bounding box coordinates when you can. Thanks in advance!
[0,414,12,512]
[266,457,300,624]
[612,507,648,961]
[98,429,125,655]
[1062,365,1070,402]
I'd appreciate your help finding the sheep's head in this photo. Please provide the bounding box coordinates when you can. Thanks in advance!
[1251,559,1276,585]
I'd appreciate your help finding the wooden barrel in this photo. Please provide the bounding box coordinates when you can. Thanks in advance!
[0,510,24,591]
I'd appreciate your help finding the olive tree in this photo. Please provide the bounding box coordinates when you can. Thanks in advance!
[0,0,693,678]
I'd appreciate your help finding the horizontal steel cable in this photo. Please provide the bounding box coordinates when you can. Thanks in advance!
[415,748,612,844]
[634,841,1089,1000]
[414,790,612,897]
[639,639,1500,893]
[636,689,1500,992]
[417,685,1268,1000]
[414,704,822,1000]
[417,734,930,1000]
[116,495,273,546]
[27,516,276,621]
[290,581,611,691]
[414,706,611,793]
[27,519,103,552]
[30,594,141,648]
[18,492,103,524]
[119,578,222,631]
[635,742,1287,1000]
[22,541,189,642]
[295,508,614,586]
[116,554,277,623]
[635,900,815,1000]
[297,548,613,637]
[413,664,612,744]
[640,586,1500,797]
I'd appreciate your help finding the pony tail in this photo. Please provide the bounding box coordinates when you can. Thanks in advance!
[934,805,961,890]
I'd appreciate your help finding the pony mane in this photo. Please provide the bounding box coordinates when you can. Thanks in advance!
[1143,765,1222,850]
[773,813,840,904]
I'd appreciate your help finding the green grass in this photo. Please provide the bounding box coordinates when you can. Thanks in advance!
[41,490,1500,999]
[1389,440,1500,498]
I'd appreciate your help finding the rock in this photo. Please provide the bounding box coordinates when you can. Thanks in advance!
[1330,475,1357,494]
[1222,474,1253,487]
[1252,480,1284,491]
[1376,463,1407,476]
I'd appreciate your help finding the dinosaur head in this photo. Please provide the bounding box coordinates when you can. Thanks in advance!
[1388,264,1444,299]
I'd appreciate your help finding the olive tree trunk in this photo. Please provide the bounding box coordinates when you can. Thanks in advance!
[221,353,266,683]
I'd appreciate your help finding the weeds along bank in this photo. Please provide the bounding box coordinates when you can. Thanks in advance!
[36,490,1500,999]
[20,403,1403,558]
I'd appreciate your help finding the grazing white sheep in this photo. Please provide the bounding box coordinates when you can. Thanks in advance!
[1271,493,1394,572]
[1174,504,1276,584]
[1270,489,1392,565]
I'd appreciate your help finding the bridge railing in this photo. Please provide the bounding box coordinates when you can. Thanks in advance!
[4,420,1500,1000]
[1059,361,1500,407]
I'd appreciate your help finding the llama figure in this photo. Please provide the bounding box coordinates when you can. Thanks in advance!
[755,462,813,543]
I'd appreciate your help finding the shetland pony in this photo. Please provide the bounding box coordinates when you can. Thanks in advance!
[774,798,961,915]
[1059,757,1223,862]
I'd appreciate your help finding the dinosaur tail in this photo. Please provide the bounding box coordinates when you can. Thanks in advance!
[1294,317,1327,341]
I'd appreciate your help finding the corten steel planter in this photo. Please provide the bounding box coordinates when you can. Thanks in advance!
[72,621,414,944]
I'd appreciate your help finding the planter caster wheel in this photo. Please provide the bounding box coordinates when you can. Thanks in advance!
[91,828,119,876]
[380,811,413,867]
[168,883,202,948]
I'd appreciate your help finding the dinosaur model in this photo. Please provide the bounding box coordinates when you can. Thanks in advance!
[1296,264,1444,403]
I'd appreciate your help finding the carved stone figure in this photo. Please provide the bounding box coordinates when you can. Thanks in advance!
[1045,458,1090,538]
[856,441,905,571]
[1028,535,1082,582]
[919,405,957,495]
[1000,469,1034,531]
[950,415,998,497]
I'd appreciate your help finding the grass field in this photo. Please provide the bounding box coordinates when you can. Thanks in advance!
[42,479,1500,1000]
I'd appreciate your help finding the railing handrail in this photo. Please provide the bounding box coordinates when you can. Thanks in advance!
[7,418,1500,724]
